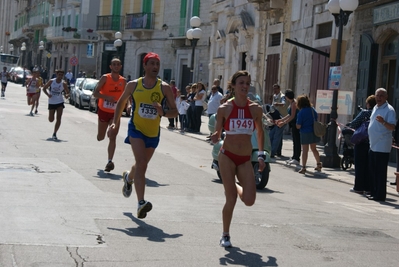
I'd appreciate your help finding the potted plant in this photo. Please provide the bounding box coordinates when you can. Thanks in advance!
[73,32,81,39]
[87,29,93,33]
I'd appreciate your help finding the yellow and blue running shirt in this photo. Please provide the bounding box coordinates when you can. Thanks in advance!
[131,77,164,137]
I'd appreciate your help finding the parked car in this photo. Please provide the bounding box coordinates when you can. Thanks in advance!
[75,78,97,109]
[69,77,85,106]
[88,94,98,113]
[10,67,31,84]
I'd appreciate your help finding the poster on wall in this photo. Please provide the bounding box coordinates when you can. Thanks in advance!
[87,43,94,58]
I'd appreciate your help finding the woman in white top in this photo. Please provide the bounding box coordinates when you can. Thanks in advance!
[25,69,42,116]
[192,81,206,133]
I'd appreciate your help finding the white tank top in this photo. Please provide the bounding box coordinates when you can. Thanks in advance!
[27,79,39,94]
[49,79,64,105]
[1,72,7,83]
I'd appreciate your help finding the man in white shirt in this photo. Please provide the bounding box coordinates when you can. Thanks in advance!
[206,85,223,139]
[65,69,73,82]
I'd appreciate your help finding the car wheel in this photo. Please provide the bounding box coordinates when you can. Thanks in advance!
[79,98,84,109]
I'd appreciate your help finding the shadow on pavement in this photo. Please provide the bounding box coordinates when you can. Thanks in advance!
[107,212,183,242]
[220,248,278,266]
[96,169,121,180]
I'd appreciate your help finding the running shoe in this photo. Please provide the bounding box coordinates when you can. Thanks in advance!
[104,161,114,172]
[137,200,152,219]
[52,134,57,140]
[220,235,232,247]
[122,171,133,198]
[35,110,38,114]
[30,111,34,116]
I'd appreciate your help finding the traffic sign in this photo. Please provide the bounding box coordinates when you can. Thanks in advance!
[70,56,78,66]
[315,90,353,115]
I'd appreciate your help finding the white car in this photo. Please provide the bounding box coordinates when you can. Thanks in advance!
[69,77,85,106]
[75,78,98,109]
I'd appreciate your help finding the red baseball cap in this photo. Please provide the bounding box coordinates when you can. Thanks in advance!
[143,52,160,64]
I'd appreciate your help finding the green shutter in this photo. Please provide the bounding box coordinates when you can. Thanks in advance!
[179,0,187,36]
[193,0,200,16]
[142,0,152,29]
[143,0,152,12]
[75,14,79,28]
[112,0,122,30]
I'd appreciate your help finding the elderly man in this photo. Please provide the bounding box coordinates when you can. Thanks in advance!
[271,84,289,157]
[367,88,396,201]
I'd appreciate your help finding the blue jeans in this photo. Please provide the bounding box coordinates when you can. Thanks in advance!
[269,125,285,156]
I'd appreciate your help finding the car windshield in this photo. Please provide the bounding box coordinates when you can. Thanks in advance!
[84,81,97,91]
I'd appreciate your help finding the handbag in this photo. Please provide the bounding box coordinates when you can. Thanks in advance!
[312,109,327,137]
[350,121,369,145]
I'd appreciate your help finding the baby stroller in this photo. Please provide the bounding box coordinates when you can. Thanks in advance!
[340,126,355,170]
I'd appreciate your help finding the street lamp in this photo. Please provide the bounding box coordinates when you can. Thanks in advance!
[321,0,358,168]
[114,31,122,55]
[38,40,44,66]
[21,42,26,67]
[186,16,202,83]
[9,44,14,55]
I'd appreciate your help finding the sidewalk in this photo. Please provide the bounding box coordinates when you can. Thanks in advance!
[160,115,399,198]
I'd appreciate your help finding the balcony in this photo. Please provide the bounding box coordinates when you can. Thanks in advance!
[64,29,98,43]
[66,0,81,6]
[96,15,124,32]
[45,26,65,41]
[247,0,284,10]
[125,13,155,30]
[29,15,50,29]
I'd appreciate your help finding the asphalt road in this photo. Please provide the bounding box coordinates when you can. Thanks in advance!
[0,82,398,267]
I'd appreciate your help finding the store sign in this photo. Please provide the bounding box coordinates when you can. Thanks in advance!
[374,3,399,25]
[104,43,117,51]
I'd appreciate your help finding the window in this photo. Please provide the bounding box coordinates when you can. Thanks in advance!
[269,33,281,47]
[316,22,332,39]
[179,0,200,36]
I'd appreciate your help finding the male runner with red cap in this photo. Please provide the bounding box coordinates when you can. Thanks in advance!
[92,57,126,172]
[109,52,178,219]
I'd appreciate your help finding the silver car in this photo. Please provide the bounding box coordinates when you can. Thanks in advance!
[75,78,98,109]
[69,77,85,106]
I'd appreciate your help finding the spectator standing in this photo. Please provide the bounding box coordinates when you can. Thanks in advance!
[41,68,48,84]
[213,78,224,95]
[206,85,223,139]
[348,95,376,194]
[296,95,322,174]
[276,89,301,165]
[367,88,396,201]
[272,84,289,157]
[77,70,83,78]
[178,95,190,133]
[186,84,197,132]
[91,71,97,79]
[167,80,178,129]
[193,81,206,133]
[65,69,73,82]
[265,104,282,158]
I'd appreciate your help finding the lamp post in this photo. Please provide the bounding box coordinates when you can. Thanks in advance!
[38,40,44,67]
[21,42,26,67]
[321,0,359,168]
[186,16,202,84]
[114,31,122,56]
[9,44,14,55]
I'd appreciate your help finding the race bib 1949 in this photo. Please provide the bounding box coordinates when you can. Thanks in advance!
[229,118,254,132]
[103,100,117,110]
[139,103,158,119]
